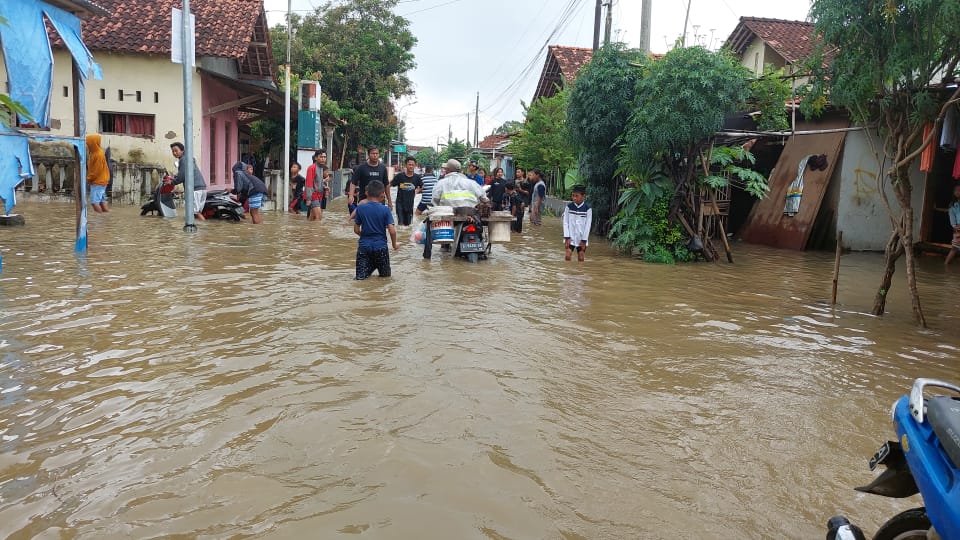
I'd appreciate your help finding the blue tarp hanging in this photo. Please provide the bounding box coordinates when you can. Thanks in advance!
[43,4,104,81]
[0,129,36,215]
[0,1,102,126]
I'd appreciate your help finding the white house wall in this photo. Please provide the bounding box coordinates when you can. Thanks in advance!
[835,129,925,251]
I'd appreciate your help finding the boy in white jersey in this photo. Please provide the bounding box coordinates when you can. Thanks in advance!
[563,185,592,262]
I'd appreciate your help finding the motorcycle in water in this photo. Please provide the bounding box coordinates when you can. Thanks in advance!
[455,215,487,263]
[201,190,244,222]
[827,378,960,540]
[140,174,178,217]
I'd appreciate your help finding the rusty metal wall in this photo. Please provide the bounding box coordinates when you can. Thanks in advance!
[739,118,849,250]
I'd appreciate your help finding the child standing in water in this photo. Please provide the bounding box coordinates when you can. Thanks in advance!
[946,183,960,265]
[563,185,592,262]
[354,180,399,279]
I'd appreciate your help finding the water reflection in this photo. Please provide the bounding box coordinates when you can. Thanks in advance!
[0,200,957,538]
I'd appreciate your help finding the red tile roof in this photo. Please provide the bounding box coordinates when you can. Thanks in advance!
[532,46,594,103]
[79,0,264,58]
[477,134,511,150]
[725,17,818,65]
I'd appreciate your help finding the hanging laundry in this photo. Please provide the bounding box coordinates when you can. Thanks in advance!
[953,145,960,179]
[921,122,936,172]
[941,105,958,151]
[784,155,813,216]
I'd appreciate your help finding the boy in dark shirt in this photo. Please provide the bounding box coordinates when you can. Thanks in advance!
[391,156,422,226]
[503,182,524,233]
[353,180,399,280]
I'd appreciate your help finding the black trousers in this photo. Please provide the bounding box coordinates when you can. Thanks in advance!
[396,200,415,226]
[355,248,391,279]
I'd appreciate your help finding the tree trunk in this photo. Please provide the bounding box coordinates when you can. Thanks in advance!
[899,205,927,327]
[871,228,903,316]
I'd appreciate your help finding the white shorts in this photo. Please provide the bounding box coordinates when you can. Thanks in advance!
[192,190,207,213]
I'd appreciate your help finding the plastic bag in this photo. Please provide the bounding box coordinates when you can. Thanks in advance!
[410,220,427,245]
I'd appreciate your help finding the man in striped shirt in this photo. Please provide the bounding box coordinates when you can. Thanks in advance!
[415,165,438,216]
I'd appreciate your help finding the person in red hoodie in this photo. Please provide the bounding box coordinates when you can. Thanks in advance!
[303,149,328,222]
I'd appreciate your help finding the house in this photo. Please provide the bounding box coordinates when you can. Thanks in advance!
[16,0,286,203]
[0,0,106,248]
[531,46,594,103]
[474,133,514,177]
[724,17,818,79]
[723,18,931,252]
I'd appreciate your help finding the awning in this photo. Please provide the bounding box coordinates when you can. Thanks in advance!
[198,69,295,126]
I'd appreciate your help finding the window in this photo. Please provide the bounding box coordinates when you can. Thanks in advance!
[99,112,156,137]
[63,86,69,97]
[136,91,142,102]
[100,88,106,99]
[154,92,159,104]
[118,89,124,101]
[224,121,232,182]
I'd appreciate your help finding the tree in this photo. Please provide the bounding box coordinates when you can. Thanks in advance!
[567,44,645,228]
[510,90,575,193]
[438,138,470,162]
[609,46,783,262]
[412,147,439,169]
[805,0,960,327]
[493,120,523,135]
[271,0,416,164]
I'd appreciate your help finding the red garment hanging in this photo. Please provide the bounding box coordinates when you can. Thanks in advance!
[920,123,936,172]
[953,145,960,179]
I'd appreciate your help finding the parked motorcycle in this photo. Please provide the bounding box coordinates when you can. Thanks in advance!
[201,189,244,222]
[140,174,177,217]
[827,378,960,540]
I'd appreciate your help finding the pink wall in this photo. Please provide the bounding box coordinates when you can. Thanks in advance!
[201,77,241,187]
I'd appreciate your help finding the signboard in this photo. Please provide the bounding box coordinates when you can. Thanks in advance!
[393,144,407,153]
[171,8,195,67]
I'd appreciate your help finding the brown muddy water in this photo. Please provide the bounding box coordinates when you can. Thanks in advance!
[0,199,958,539]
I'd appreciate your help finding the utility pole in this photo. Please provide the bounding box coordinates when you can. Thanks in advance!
[639,0,652,54]
[592,0,602,50]
[603,1,612,45]
[466,113,470,147]
[180,0,196,232]
[474,92,479,149]
[681,0,691,47]
[282,0,291,214]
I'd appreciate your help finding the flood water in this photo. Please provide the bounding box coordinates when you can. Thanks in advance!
[0,199,958,539]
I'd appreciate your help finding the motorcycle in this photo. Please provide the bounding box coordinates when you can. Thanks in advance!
[455,214,487,264]
[201,189,244,222]
[828,378,960,540]
[140,174,177,217]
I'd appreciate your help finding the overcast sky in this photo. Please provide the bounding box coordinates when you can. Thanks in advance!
[263,0,812,148]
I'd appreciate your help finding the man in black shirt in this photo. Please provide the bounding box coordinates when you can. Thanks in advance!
[350,147,391,210]
[391,156,422,226]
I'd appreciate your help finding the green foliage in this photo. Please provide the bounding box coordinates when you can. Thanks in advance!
[271,0,416,151]
[748,66,791,132]
[0,94,31,128]
[804,0,960,130]
[609,191,692,264]
[620,46,750,176]
[567,43,646,224]
[250,118,285,159]
[438,138,470,162]
[493,120,523,135]
[412,147,439,169]
[701,146,769,198]
[510,90,575,180]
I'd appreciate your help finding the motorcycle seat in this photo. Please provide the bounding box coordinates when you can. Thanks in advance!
[926,396,960,469]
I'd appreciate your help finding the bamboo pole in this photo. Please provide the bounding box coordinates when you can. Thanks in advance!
[832,230,843,305]
[711,193,733,263]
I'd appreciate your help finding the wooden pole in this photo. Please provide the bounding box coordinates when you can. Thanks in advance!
[711,193,733,263]
[831,230,843,305]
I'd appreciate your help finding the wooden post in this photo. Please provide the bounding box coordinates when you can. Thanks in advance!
[711,193,733,263]
[832,230,843,305]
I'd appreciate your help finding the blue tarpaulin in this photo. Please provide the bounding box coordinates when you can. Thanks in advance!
[0,128,36,215]
[0,1,102,126]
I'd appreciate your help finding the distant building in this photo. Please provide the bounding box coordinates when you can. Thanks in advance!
[531,46,594,103]
[45,0,285,190]
[724,17,819,84]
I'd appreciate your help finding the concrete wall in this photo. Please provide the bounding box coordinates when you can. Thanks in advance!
[834,130,925,251]
[741,38,769,75]
[200,77,241,188]
[47,51,205,171]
